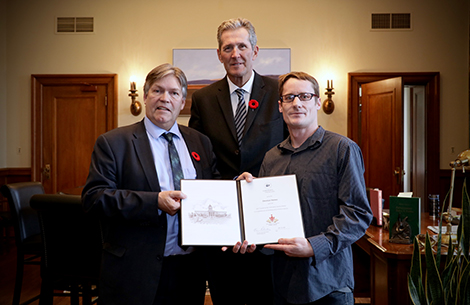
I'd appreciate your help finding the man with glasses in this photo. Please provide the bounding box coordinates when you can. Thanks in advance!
[238,71,372,304]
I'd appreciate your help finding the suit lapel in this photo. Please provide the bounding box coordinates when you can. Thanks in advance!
[132,121,161,192]
[179,127,203,178]
[245,72,267,133]
[216,78,238,142]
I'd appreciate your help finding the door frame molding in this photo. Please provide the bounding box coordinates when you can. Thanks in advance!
[347,72,440,198]
[31,74,118,183]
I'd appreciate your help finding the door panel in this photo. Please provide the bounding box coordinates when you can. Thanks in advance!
[348,72,440,213]
[32,75,117,194]
[361,77,403,206]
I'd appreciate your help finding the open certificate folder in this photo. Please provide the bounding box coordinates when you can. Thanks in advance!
[180,175,305,246]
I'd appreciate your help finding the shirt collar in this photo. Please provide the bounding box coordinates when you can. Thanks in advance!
[278,126,325,153]
[144,116,182,141]
[227,70,255,95]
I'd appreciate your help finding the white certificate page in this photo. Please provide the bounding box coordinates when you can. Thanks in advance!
[180,180,242,246]
[240,175,304,244]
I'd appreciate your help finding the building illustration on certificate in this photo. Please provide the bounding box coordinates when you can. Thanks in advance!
[187,198,232,225]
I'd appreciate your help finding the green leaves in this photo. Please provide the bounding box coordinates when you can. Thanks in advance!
[407,179,470,305]
[425,232,445,303]
[409,237,425,304]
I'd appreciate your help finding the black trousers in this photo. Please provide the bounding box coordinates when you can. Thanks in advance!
[205,248,273,305]
[153,251,206,305]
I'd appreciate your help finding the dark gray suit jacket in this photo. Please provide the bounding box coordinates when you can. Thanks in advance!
[82,120,219,305]
[189,72,287,179]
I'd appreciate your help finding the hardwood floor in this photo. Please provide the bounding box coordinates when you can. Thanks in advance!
[0,235,213,305]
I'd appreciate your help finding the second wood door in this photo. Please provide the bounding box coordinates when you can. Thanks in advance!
[32,74,118,194]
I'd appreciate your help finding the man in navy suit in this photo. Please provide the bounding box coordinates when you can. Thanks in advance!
[82,63,220,305]
[189,18,286,305]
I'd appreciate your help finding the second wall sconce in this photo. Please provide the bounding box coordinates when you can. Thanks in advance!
[129,80,142,116]
[323,80,335,115]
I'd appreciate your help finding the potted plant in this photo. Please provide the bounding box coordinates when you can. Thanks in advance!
[408,151,470,304]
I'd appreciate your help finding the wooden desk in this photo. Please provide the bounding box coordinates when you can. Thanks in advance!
[354,214,442,305]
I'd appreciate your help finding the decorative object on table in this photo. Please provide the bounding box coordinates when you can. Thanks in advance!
[322,80,335,114]
[389,196,421,244]
[442,149,470,244]
[369,188,383,226]
[408,150,470,305]
[428,194,440,220]
[382,210,390,231]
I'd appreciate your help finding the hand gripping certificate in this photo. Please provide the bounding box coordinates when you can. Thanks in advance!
[180,175,305,246]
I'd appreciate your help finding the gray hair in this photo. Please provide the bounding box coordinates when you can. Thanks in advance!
[217,18,257,50]
[143,63,188,98]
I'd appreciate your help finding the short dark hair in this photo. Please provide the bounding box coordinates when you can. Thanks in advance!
[143,63,188,98]
[278,71,320,98]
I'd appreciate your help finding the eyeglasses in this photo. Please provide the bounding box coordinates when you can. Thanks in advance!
[280,92,318,103]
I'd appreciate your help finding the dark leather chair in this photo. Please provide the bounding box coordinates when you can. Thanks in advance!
[0,210,14,252]
[30,194,102,305]
[0,181,45,305]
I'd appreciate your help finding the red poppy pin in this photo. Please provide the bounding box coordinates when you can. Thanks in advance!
[191,152,200,161]
[249,99,259,109]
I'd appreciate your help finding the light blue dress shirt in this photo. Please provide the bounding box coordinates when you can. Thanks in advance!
[144,117,196,256]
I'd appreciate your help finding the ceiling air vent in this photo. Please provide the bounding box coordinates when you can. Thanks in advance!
[56,17,94,34]
[371,13,411,30]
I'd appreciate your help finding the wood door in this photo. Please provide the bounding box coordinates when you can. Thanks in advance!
[360,77,403,206]
[348,72,440,211]
[32,75,118,194]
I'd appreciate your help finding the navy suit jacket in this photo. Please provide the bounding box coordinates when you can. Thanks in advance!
[82,120,219,305]
[189,72,287,179]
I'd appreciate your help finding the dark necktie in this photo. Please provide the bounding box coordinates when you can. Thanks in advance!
[162,133,184,191]
[234,88,247,147]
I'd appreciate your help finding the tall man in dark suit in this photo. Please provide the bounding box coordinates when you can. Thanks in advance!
[82,63,220,305]
[189,18,286,305]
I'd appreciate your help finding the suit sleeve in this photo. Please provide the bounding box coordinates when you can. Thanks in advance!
[188,91,204,133]
[82,134,161,223]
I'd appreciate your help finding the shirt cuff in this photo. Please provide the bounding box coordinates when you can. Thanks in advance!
[308,234,330,265]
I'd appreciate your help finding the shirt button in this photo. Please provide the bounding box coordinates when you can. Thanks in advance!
[235,150,240,155]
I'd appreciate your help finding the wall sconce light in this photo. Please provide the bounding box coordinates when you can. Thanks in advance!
[323,80,335,115]
[129,79,142,116]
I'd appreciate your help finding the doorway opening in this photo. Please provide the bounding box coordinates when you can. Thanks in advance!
[403,85,426,199]
[348,72,440,209]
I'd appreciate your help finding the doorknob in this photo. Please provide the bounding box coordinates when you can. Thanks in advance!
[394,167,405,185]
[394,167,401,185]
[43,164,51,179]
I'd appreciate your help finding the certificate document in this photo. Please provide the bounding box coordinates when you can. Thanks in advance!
[180,175,304,246]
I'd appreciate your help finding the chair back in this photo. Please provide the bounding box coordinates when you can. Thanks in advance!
[0,182,44,244]
[30,194,102,280]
